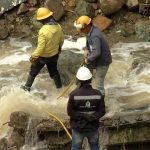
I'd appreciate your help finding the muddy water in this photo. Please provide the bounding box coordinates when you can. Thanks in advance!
[0,37,86,137]
[105,42,150,115]
[0,37,150,146]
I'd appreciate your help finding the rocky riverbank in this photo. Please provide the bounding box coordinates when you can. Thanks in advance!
[0,0,150,43]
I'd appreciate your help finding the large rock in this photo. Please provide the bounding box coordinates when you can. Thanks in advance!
[0,0,27,16]
[58,50,83,85]
[135,20,150,41]
[45,0,65,21]
[9,111,30,130]
[75,0,95,18]
[6,111,70,150]
[99,0,126,15]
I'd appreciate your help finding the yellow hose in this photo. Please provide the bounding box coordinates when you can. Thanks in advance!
[47,112,72,140]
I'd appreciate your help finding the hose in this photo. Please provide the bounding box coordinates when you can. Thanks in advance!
[47,111,72,140]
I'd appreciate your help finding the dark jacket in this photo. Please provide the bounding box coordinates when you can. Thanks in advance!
[86,25,112,67]
[67,84,105,132]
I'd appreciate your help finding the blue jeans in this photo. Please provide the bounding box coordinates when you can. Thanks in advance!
[71,129,100,150]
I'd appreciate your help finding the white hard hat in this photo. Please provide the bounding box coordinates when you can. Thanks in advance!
[76,66,92,81]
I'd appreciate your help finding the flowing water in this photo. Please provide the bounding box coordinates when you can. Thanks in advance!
[0,37,150,149]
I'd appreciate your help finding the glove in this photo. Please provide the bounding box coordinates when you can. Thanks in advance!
[29,56,38,64]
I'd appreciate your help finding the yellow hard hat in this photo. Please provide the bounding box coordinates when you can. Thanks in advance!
[74,16,91,31]
[36,7,53,21]
[76,16,91,25]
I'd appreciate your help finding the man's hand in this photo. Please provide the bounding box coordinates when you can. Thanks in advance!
[29,56,38,64]
[83,47,90,58]
[84,58,90,64]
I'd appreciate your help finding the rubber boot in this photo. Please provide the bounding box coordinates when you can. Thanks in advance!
[52,74,62,89]
[21,75,35,91]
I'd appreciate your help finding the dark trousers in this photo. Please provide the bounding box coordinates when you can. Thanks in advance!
[29,54,59,78]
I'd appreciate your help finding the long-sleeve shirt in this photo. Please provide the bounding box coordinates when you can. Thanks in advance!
[86,25,112,66]
[32,23,64,59]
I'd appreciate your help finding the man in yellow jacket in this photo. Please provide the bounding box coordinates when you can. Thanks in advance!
[22,7,64,91]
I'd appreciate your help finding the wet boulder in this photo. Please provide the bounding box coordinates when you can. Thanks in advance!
[6,111,71,150]
[18,116,71,149]
[9,111,30,130]
[32,117,71,149]
[1,112,26,150]
[58,50,83,85]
